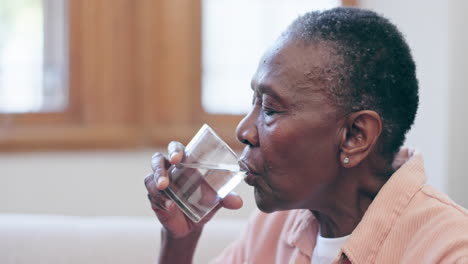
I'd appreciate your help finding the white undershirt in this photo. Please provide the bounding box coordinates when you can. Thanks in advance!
[311,231,350,264]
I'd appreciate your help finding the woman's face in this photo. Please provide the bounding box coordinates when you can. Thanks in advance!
[236,37,344,213]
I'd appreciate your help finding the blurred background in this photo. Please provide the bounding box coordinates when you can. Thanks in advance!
[0,0,467,229]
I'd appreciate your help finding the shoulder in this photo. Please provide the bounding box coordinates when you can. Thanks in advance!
[410,185,468,231]
[401,185,468,262]
[418,185,468,243]
[419,185,468,216]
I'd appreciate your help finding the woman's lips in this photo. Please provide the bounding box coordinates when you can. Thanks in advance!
[239,159,261,186]
[244,172,258,186]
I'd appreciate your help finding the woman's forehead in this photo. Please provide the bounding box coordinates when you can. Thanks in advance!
[252,38,337,102]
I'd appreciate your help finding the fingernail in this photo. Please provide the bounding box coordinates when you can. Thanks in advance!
[169,152,177,160]
[157,177,164,186]
[165,200,173,209]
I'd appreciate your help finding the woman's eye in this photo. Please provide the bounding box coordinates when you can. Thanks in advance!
[262,106,278,116]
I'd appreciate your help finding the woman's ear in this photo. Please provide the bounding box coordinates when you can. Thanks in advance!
[339,110,382,168]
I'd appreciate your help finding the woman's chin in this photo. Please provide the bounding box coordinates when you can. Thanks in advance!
[254,188,276,213]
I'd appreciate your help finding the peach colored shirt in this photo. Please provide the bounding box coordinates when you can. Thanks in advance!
[210,150,468,263]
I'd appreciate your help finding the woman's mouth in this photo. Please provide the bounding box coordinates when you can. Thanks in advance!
[239,159,261,186]
[244,172,258,186]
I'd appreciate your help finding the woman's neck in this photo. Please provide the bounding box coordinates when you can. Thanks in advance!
[310,166,387,238]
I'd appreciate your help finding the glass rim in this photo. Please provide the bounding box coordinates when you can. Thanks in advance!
[185,123,239,163]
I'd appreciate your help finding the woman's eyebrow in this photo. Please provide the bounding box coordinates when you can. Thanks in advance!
[250,81,283,102]
[255,83,286,104]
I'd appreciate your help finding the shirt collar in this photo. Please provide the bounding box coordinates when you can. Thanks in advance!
[285,209,318,258]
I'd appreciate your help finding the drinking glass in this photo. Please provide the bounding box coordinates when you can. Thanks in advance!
[163,124,246,222]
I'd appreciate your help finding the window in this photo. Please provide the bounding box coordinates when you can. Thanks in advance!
[202,0,341,115]
[0,0,142,150]
[0,0,68,113]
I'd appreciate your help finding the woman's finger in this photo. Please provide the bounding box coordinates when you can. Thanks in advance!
[151,153,170,190]
[144,173,158,195]
[220,192,243,210]
[168,141,185,164]
[148,193,169,212]
[145,173,172,212]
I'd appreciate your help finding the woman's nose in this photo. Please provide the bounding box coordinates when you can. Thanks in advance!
[236,110,259,147]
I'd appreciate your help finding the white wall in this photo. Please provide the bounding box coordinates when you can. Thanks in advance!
[447,0,468,207]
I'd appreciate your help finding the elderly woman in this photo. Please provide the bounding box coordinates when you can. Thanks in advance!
[145,7,468,264]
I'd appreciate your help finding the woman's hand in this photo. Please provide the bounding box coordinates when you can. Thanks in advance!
[145,141,243,239]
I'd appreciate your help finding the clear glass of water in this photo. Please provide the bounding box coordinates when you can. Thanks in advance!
[163,124,246,222]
